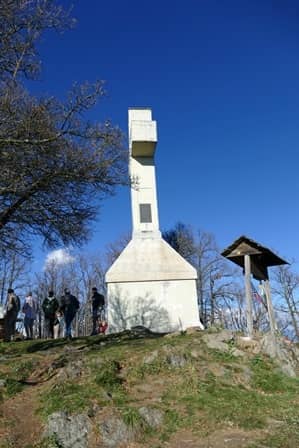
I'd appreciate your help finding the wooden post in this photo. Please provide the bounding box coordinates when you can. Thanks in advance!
[263,279,277,337]
[244,254,253,338]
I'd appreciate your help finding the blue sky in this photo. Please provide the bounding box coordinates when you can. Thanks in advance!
[30,0,299,268]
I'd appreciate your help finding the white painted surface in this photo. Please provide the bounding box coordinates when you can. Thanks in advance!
[107,279,201,333]
[105,108,203,333]
[130,156,160,236]
[106,237,197,283]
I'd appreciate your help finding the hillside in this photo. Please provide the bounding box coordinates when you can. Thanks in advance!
[0,328,299,448]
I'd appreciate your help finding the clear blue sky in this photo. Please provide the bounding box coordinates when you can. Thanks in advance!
[31,0,299,267]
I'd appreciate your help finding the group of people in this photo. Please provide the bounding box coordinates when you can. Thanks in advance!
[3,286,107,342]
[42,288,80,340]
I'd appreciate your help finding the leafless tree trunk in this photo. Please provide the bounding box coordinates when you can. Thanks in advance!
[272,265,299,340]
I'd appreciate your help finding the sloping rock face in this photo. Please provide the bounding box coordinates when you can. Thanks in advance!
[99,415,135,448]
[138,406,164,428]
[44,411,91,448]
[203,329,299,377]
[260,333,299,377]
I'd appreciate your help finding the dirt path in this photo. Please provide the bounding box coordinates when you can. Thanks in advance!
[0,381,45,447]
[0,354,58,448]
[167,428,264,448]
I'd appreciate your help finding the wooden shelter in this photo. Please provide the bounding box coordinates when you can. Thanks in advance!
[221,236,288,338]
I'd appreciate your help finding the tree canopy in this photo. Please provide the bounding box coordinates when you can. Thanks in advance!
[0,0,128,255]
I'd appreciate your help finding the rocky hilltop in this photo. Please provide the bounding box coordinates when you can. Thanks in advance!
[0,328,298,448]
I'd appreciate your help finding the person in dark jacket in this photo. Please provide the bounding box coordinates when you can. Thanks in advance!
[90,287,105,336]
[4,288,20,342]
[42,290,59,339]
[60,288,79,340]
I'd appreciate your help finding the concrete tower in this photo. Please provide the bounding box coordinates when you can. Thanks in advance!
[105,108,203,332]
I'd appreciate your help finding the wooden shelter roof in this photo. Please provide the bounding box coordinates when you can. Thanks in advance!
[221,235,288,281]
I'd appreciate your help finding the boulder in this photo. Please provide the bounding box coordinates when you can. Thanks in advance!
[166,353,188,368]
[44,411,91,448]
[260,333,297,377]
[100,415,135,448]
[143,350,159,364]
[138,406,164,428]
[203,330,234,352]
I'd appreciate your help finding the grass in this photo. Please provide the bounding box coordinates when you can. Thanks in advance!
[164,374,268,431]
[250,355,299,393]
[94,359,122,389]
[39,382,95,417]
[39,356,129,417]
[121,406,145,430]
[1,331,299,448]
[248,415,299,447]
[0,358,39,397]
[130,356,170,379]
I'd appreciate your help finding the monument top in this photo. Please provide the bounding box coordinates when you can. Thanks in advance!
[128,108,152,122]
[128,108,157,157]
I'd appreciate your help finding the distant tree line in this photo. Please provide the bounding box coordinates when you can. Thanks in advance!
[163,222,299,341]
[1,224,298,341]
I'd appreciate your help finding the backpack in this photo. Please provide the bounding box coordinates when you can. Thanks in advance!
[7,294,20,314]
[15,295,21,313]
[43,297,58,318]
[61,294,79,315]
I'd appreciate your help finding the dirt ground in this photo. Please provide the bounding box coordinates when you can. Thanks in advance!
[0,383,44,447]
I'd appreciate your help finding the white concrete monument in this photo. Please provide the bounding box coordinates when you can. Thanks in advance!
[105,108,203,332]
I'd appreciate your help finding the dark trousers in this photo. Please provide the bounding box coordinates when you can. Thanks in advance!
[24,317,34,339]
[91,311,98,335]
[45,316,55,338]
[64,313,75,337]
[4,311,17,342]
[91,307,105,335]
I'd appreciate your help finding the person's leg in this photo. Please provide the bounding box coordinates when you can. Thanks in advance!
[4,313,13,342]
[44,317,50,338]
[10,314,17,340]
[53,322,59,339]
[91,310,98,335]
[49,317,55,338]
[45,317,53,338]
[64,314,72,338]
[24,316,30,339]
[59,319,64,338]
[29,318,34,339]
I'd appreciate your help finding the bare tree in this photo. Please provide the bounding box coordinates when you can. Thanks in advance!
[0,0,75,83]
[272,265,299,340]
[163,224,240,328]
[163,222,196,264]
[0,1,128,255]
[105,232,131,267]
[0,251,31,304]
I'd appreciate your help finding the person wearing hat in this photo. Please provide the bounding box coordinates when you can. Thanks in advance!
[60,288,80,340]
[4,288,20,342]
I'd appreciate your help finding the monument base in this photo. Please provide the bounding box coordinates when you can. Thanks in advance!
[106,236,204,333]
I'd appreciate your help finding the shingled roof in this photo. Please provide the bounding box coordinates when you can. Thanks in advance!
[221,235,288,281]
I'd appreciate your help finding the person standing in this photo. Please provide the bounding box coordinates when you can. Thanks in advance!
[60,288,79,340]
[90,287,105,336]
[42,290,59,339]
[22,292,38,340]
[4,288,20,342]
